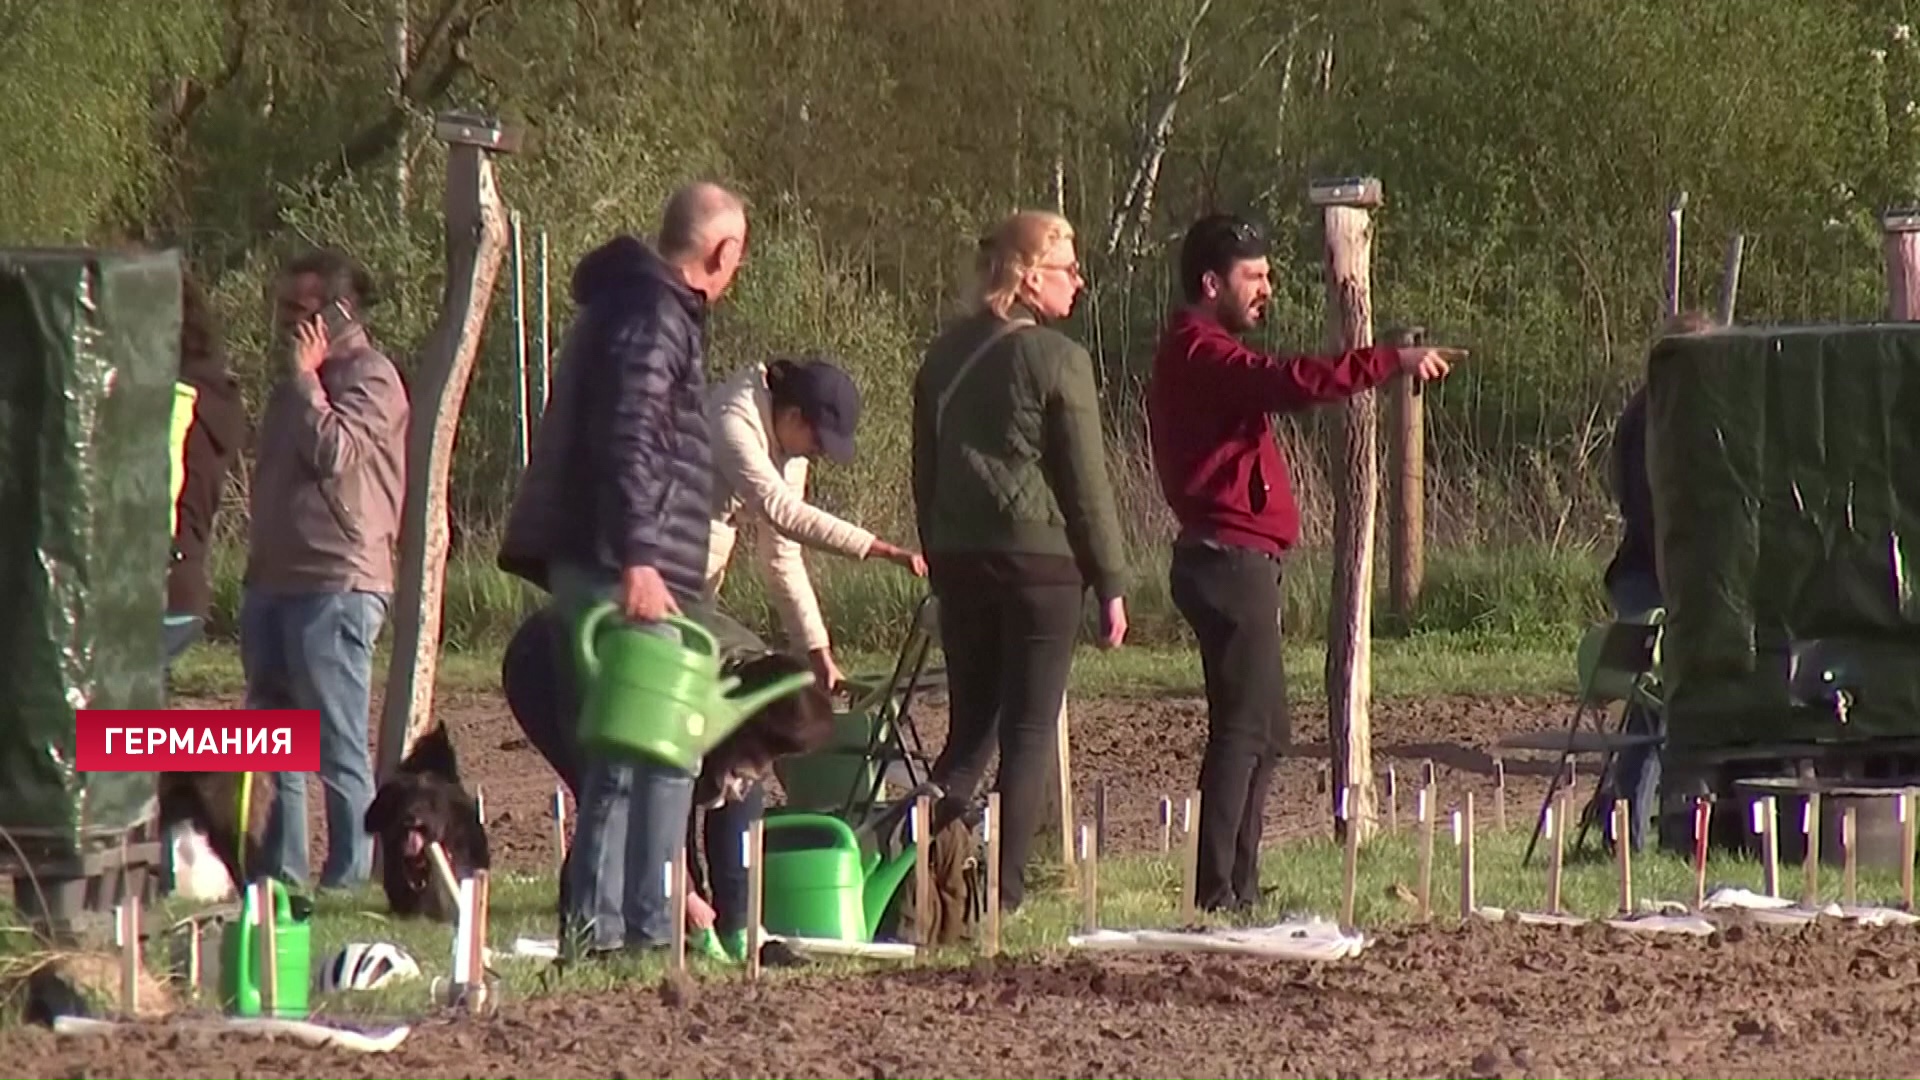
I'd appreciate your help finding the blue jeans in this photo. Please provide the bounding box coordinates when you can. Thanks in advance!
[551,564,696,951]
[239,588,388,889]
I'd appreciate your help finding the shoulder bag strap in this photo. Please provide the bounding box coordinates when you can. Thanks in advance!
[932,317,1035,444]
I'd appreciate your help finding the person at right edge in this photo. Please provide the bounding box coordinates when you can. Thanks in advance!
[913,209,1129,915]
[1148,213,1464,914]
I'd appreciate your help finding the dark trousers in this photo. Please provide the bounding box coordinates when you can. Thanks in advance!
[1169,543,1290,912]
[686,780,763,934]
[927,581,1082,911]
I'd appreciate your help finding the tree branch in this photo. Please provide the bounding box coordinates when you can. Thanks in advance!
[220,0,486,268]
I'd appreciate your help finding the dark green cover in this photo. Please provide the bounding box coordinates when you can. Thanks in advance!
[0,249,180,857]
[1648,323,1920,754]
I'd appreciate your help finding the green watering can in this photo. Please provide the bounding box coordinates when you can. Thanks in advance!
[574,603,817,774]
[758,811,918,943]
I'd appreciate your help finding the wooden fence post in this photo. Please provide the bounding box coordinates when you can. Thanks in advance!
[1386,325,1425,622]
[1311,175,1382,844]
[376,113,519,782]
[1665,191,1688,317]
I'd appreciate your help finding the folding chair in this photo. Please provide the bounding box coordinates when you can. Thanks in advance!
[771,593,946,824]
[1500,610,1666,866]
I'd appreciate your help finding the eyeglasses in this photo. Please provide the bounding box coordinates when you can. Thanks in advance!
[1036,261,1084,281]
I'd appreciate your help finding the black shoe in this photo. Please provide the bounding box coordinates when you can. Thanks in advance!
[758,939,810,968]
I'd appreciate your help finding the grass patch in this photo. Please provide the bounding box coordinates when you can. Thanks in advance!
[197,540,1611,656]
[57,825,1909,1022]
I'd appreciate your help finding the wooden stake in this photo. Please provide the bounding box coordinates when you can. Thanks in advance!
[1665,191,1688,316]
[1456,794,1476,919]
[1843,804,1859,907]
[1315,174,1383,846]
[1179,791,1201,922]
[1883,207,1920,320]
[1385,766,1399,832]
[984,793,1002,958]
[1157,796,1172,853]
[475,786,487,827]
[1692,797,1713,911]
[1547,793,1567,915]
[1094,781,1109,857]
[913,794,933,953]
[1387,325,1426,620]
[1493,759,1507,833]
[468,869,491,1015]
[1049,699,1076,884]
[117,899,139,1017]
[1902,791,1916,912]
[187,919,203,998]
[1717,233,1746,324]
[1759,796,1781,899]
[670,849,689,973]
[376,113,520,782]
[256,880,278,1019]
[744,820,765,980]
[1340,785,1361,928]
[1078,825,1099,935]
[1801,792,1822,909]
[426,841,462,911]
[1613,800,1633,915]
[553,785,568,874]
[1417,766,1436,922]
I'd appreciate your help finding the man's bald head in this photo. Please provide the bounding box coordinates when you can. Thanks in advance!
[659,182,746,260]
[657,181,748,302]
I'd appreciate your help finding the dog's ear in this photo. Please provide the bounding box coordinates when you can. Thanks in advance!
[364,783,402,836]
[397,723,462,784]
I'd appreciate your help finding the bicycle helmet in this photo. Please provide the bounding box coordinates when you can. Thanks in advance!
[319,943,421,993]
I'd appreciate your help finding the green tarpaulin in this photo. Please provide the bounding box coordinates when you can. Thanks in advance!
[0,249,179,858]
[1648,323,1920,754]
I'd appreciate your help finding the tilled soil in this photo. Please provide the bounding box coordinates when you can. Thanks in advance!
[14,919,1920,1078]
[166,686,1572,876]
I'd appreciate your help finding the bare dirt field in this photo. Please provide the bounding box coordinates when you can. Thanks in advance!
[15,917,1920,1078]
[16,686,1920,1077]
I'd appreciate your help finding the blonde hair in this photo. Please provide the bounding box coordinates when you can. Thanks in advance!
[974,210,1074,319]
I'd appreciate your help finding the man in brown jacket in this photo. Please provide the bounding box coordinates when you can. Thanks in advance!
[241,248,409,890]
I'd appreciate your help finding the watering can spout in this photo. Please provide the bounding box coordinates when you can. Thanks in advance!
[693,670,819,757]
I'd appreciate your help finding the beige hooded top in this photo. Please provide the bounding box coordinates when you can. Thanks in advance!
[705,362,876,651]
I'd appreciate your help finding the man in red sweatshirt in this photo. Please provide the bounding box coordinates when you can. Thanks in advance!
[1148,213,1464,913]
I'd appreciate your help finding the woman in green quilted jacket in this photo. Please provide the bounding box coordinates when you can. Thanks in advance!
[910,209,1128,913]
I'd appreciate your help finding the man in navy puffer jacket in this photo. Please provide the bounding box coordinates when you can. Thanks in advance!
[499,181,752,956]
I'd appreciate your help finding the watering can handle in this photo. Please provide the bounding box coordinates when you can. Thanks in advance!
[575,602,720,679]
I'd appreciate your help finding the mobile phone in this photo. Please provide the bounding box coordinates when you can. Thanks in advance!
[316,300,354,338]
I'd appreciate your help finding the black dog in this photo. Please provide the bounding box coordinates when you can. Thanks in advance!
[363,722,491,922]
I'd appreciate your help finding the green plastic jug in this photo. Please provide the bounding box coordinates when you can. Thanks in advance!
[574,603,817,773]
[219,880,312,1018]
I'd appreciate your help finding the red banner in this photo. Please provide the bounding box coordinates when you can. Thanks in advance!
[75,710,321,772]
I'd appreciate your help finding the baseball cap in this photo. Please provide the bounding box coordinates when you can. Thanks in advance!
[783,358,861,462]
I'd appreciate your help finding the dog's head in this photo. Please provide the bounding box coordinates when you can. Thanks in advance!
[365,723,477,862]
[693,652,835,808]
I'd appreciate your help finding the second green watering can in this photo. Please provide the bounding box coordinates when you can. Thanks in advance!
[574,603,816,774]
